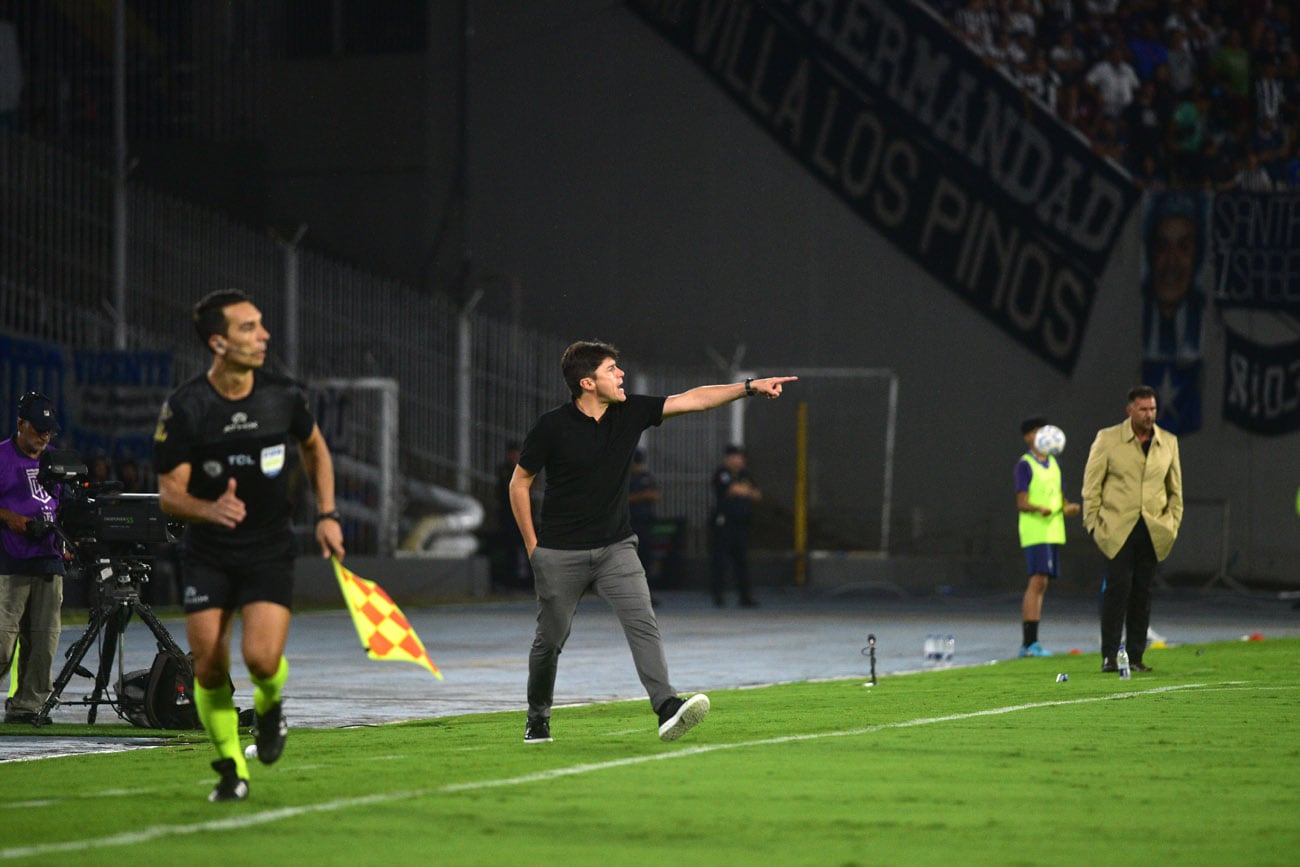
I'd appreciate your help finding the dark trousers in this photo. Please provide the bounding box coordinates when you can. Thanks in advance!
[1100,520,1158,662]
[710,523,752,602]
[526,537,674,719]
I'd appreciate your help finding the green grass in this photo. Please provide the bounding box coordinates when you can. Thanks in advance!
[3,639,1299,866]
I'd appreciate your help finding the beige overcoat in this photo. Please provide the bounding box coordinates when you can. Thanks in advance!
[1080,419,1183,561]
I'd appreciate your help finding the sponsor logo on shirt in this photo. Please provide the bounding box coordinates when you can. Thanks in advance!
[203,460,223,478]
[223,412,260,434]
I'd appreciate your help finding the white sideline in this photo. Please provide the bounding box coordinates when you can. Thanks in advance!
[0,682,1219,860]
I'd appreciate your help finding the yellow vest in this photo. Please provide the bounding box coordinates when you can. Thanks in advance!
[1019,454,1065,546]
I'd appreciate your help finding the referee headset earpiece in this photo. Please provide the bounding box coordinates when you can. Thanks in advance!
[213,336,227,355]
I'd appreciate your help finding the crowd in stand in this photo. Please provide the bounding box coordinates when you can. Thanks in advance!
[931,0,1300,191]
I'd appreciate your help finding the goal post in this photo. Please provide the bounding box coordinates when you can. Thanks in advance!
[311,377,400,555]
[780,368,898,564]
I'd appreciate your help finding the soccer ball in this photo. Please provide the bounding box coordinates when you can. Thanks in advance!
[1034,425,1066,456]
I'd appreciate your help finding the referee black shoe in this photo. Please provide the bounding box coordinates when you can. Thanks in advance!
[253,702,288,765]
[208,759,249,803]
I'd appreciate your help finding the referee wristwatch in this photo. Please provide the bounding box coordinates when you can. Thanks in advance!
[316,510,341,524]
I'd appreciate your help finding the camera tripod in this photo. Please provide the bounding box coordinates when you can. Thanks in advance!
[36,556,187,726]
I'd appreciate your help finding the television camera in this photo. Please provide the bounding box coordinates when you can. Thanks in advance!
[33,449,193,726]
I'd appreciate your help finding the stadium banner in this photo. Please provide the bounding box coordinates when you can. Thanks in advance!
[628,0,1139,373]
[1209,191,1300,313]
[1222,327,1300,436]
[0,332,172,467]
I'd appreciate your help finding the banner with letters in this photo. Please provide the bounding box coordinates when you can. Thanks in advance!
[1222,328,1300,436]
[1210,191,1300,314]
[1,332,173,474]
[629,0,1140,373]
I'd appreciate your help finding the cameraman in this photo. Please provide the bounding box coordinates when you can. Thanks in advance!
[0,393,65,725]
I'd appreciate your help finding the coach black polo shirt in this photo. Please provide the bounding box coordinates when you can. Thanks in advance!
[518,394,665,549]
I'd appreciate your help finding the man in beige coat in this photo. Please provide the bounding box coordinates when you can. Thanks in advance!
[1081,385,1183,673]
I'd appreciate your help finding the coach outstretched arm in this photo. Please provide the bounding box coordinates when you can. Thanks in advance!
[663,376,797,418]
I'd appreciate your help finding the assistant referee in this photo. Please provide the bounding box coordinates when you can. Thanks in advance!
[154,290,345,802]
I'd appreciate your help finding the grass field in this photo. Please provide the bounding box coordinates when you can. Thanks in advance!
[2,638,1298,866]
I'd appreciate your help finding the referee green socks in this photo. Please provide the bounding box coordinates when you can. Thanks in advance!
[249,656,289,716]
[194,681,247,779]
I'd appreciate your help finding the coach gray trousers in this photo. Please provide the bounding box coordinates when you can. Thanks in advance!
[527,536,675,719]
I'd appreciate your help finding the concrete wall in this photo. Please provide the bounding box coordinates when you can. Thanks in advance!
[248,1,1296,587]
[461,1,1297,585]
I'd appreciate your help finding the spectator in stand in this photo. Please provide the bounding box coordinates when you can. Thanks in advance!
[1165,29,1199,97]
[1085,43,1141,118]
[1005,0,1039,41]
[1171,86,1210,185]
[1129,18,1170,82]
[1091,115,1125,164]
[1050,27,1088,118]
[1211,27,1251,126]
[1252,53,1283,125]
[955,0,997,57]
[1252,116,1291,182]
[1133,154,1169,190]
[1227,150,1276,191]
[1124,79,1166,173]
[1021,50,1062,115]
[932,0,1297,192]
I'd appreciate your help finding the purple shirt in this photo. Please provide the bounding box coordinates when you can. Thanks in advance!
[1014,453,1051,493]
[0,436,62,563]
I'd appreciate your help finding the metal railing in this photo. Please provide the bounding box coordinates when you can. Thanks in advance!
[1,130,732,555]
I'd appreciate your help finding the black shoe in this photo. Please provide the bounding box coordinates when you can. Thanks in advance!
[524,717,552,744]
[3,711,40,725]
[208,759,249,803]
[1131,661,1153,673]
[253,702,288,765]
[656,694,710,742]
[1101,657,1118,673]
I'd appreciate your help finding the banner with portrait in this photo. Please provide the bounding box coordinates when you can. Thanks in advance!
[1139,191,1212,435]
[1222,328,1300,436]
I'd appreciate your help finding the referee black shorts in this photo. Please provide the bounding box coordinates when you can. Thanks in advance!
[179,534,296,614]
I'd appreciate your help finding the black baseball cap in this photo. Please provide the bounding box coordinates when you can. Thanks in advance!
[18,394,60,433]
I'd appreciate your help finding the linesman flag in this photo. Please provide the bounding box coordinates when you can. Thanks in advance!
[332,557,443,679]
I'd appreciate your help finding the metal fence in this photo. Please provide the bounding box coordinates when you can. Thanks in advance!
[1,130,732,555]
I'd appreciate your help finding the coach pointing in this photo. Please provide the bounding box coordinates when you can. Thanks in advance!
[1081,385,1183,674]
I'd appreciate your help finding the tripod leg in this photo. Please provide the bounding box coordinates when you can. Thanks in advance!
[86,604,132,725]
[134,602,189,661]
[37,604,111,725]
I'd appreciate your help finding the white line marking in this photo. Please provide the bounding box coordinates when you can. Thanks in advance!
[0,682,1221,859]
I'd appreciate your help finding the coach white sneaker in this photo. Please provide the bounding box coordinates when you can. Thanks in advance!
[657,693,710,742]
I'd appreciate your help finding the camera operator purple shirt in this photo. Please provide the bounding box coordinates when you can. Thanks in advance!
[0,436,62,563]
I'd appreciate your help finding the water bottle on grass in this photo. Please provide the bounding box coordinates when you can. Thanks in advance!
[1117,644,1131,680]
